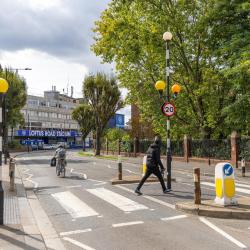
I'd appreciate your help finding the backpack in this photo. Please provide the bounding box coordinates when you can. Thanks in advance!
[58,149,66,159]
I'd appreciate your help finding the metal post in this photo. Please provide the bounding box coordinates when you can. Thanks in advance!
[166,40,172,190]
[194,168,201,204]
[241,158,246,177]
[0,93,3,224]
[118,155,122,180]
[9,158,15,191]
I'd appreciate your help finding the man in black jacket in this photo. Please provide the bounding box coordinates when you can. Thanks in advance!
[135,136,170,195]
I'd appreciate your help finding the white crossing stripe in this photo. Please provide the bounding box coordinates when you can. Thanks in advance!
[199,217,247,249]
[51,191,98,218]
[63,237,96,250]
[60,229,92,236]
[201,182,250,195]
[112,221,144,228]
[161,215,187,221]
[116,185,175,210]
[87,188,148,212]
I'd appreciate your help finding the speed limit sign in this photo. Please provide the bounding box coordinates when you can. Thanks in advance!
[161,102,176,117]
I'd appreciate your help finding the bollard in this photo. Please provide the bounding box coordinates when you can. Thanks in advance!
[118,155,122,180]
[193,168,201,205]
[241,158,246,177]
[9,158,15,191]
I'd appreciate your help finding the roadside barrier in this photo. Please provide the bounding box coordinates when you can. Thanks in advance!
[241,158,246,177]
[9,158,15,191]
[118,155,122,180]
[193,168,201,204]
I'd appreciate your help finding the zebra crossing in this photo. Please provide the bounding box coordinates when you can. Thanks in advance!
[201,181,250,196]
[50,187,152,220]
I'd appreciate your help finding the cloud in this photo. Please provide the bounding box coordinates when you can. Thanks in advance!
[0,0,111,70]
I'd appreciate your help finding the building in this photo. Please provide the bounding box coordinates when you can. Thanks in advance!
[107,113,125,129]
[14,86,85,148]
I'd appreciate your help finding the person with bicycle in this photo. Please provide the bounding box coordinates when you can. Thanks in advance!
[54,144,66,177]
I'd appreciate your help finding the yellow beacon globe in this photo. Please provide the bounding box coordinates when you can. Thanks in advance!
[155,80,166,91]
[0,78,9,93]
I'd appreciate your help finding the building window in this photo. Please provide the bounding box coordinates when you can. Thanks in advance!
[28,100,38,106]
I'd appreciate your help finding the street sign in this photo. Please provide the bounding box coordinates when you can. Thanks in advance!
[223,163,233,176]
[161,102,176,117]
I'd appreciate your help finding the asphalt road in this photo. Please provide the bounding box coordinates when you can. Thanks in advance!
[15,150,250,250]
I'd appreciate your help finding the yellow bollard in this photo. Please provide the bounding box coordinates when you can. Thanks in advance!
[142,156,147,176]
[214,162,237,206]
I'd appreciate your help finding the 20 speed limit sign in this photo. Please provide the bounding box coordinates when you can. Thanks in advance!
[161,102,176,117]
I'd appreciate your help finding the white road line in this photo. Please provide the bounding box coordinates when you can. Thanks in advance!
[88,179,107,185]
[60,229,92,236]
[87,188,148,212]
[161,215,187,221]
[63,237,96,250]
[202,182,250,195]
[235,183,250,189]
[67,185,82,189]
[112,221,144,228]
[116,185,176,210]
[51,191,99,218]
[199,217,247,249]
[70,168,87,179]
[124,169,138,174]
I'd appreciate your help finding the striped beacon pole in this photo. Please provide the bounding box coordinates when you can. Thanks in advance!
[0,77,9,225]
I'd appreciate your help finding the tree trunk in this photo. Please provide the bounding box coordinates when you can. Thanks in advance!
[82,138,86,151]
[201,127,211,139]
[95,130,101,156]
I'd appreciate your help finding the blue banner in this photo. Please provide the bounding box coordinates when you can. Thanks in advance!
[16,130,81,137]
[115,114,125,128]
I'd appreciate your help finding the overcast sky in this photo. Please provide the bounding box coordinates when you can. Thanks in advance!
[0,0,130,121]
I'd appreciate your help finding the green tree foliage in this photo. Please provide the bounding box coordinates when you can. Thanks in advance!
[72,104,95,150]
[106,128,126,141]
[92,0,250,139]
[0,67,27,149]
[83,73,123,155]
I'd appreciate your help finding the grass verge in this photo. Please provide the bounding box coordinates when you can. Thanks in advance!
[78,151,120,161]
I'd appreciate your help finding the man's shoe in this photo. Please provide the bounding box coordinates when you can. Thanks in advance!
[163,189,171,194]
[135,189,143,196]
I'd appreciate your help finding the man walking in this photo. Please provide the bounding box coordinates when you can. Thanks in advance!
[135,136,170,195]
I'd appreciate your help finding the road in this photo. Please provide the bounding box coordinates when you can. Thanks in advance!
[15,150,250,250]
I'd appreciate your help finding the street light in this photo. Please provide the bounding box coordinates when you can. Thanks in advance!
[0,77,9,225]
[155,32,181,190]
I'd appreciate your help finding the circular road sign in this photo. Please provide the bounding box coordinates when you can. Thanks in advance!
[161,102,176,117]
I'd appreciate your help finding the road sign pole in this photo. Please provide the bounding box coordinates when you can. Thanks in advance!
[166,40,171,190]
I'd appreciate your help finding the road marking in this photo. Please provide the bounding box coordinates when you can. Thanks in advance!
[63,237,96,250]
[87,188,148,212]
[60,229,92,236]
[161,215,187,221]
[235,183,250,189]
[124,169,138,174]
[112,221,144,228]
[201,182,250,194]
[70,168,87,179]
[116,185,175,210]
[88,179,107,185]
[199,217,247,249]
[51,191,99,218]
[67,185,82,189]
[22,168,39,189]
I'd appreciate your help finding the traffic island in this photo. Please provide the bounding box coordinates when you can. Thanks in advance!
[111,175,176,185]
[175,198,250,219]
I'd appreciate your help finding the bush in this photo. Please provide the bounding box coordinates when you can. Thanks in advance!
[8,140,22,149]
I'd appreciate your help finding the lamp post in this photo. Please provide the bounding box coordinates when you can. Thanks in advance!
[154,32,181,190]
[0,77,9,225]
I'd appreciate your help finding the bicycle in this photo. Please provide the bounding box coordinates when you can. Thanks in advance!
[56,158,66,177]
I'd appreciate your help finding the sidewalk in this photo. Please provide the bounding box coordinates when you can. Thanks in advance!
[0,163,47,250]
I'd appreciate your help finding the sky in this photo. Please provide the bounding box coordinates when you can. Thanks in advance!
[0,0,130,122]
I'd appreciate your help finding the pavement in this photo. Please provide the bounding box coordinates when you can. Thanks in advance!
[0,150,250,250]
[0,161,47,250]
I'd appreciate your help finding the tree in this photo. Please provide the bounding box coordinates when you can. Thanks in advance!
[0,67,27,151]
[83,73,123,155]
[72,104,95,151]
[92,0,250,139]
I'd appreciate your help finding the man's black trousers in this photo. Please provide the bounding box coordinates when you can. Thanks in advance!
[137,167,167,191]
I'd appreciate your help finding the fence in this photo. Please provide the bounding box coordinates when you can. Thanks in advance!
[98,132,250,167]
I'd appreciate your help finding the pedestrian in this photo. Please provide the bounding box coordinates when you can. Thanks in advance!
[135,136,170,195]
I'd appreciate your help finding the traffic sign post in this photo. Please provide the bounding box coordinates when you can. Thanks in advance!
[161,102,176,117]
